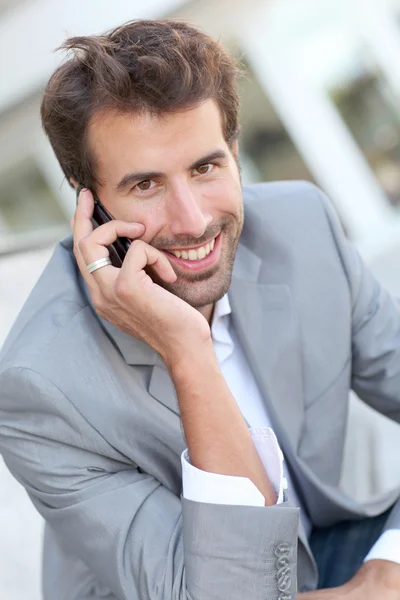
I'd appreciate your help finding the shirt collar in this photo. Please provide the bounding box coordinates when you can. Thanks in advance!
[212,292,232,321]
[211,293,234,364]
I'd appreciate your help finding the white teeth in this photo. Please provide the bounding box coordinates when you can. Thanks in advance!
[170,237,216,261]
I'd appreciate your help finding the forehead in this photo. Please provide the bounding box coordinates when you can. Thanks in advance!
[88,99,227,181]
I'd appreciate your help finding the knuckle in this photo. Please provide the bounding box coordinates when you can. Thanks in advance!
[100,220,113,231]
[91,292,105,314]
[131,239,144,250]
[114,277,131,300]
[109,219,122,228]
[101,286,114,304]
[78,235,90,253]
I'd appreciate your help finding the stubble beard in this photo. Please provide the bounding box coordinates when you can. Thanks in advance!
[148,208,244,309]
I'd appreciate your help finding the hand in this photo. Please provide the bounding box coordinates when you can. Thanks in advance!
[72,188,212,366]
[298,560,400,599]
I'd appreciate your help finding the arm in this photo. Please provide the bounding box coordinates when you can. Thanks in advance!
[0,366,299,600]
[169,344,277,505]
[316,188,400,421]
[317,188,400,528]
[298,560,400,600]
[76,188,277,505]
[181,427,285,506]
[305,188,400,598]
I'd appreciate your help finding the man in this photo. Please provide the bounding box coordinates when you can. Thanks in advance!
[0,19,399,600]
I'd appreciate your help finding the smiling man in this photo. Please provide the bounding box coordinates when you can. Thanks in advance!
[1,19,400,600]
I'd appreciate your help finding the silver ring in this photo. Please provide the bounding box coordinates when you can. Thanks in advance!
[87,257,112,274]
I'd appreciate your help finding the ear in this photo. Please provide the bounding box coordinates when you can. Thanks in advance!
[69,177,79,189]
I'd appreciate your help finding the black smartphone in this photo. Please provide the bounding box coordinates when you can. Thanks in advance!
[76,185,131,267]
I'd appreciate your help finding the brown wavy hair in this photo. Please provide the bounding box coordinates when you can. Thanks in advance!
[40,19,241,191]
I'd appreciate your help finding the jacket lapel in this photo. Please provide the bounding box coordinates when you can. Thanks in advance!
[230,246,315,581]
[101,319,159,365]
[148,360,180,417]
[97,236,304,451]
[99,240,305,449]
[230,245,305,455]
[95,241,315,583]
[100,318,181,417]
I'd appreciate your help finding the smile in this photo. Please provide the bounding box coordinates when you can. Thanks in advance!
[166,238,216,261]
[162,234,221,272]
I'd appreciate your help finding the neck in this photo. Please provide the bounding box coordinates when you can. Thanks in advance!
[197,303,215,325]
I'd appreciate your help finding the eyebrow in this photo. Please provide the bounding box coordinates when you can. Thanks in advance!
[115,149,229,193]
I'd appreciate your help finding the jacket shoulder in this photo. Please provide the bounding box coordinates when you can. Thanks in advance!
[243,180,322,214]
[0,237,88,374]
[241,181,335,249]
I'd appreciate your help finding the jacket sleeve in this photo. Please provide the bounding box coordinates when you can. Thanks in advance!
[316,187,400,534]
[315,187,400,422]
[0,366,299,600]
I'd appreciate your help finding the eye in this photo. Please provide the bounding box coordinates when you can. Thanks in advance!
[135,179,155,192]
[194,163,213,176]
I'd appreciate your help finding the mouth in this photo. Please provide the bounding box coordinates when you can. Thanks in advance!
[161,233,221,272]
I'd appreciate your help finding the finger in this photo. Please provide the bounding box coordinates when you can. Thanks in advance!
[73,188,95,269]
[89,220,145,248]
[71,189,99,293]
[78,220,146,268]
[73,188,94,244]
[121,240,177,284]
[77,222,146,295]
[73,189,146,290]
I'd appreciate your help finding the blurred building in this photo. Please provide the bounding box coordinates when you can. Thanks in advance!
[0,0,400,598]
[2,0,400,262]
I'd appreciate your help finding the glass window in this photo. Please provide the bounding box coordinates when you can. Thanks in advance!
[330,68,400,207]
[168,0,313,186]
[280,3,400,209]
[238,58,314,185]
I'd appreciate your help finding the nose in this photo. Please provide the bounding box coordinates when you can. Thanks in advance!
[166,182,212,238]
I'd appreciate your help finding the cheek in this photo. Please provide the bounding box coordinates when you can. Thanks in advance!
[203,179,242,218]
[128,198,167,244]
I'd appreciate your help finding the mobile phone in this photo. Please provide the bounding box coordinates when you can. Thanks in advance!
[76,185,131,267]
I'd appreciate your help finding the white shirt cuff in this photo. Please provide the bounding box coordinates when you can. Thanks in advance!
[181,427,284,506]
[364,529,400,565]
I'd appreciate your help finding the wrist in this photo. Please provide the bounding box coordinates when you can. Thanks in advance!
[166,337,216,381]
[352,560,400,597]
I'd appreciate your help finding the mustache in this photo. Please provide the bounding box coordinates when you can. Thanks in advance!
[151,217,231,250]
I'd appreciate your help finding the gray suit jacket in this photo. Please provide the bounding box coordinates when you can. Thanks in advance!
[0,181,400,600]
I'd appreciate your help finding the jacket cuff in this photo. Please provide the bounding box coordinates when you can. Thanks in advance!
[182,498,299,600]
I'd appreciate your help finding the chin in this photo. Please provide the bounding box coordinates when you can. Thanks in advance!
[160,269,233,309]
[147,224,241,308]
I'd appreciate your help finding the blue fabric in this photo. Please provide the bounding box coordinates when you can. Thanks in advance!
[309,508,393,589]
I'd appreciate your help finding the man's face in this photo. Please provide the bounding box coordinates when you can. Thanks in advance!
[87,99,244,308]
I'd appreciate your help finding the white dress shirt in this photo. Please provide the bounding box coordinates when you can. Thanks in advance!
[181,293,400,566]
